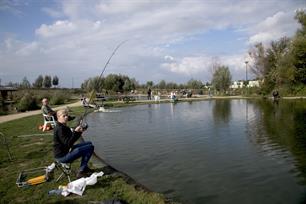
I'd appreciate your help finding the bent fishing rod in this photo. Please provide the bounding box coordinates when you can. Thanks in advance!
[75,41,127,164]
[78,40,127,128]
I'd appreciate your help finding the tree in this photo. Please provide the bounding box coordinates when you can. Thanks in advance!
[20,77,31,89]
[43,75,52,88]
[123,78,136,92]
[210,56,221,75]
[82,74,135,93]
[166,82,178,89]
[146,81,153,88]
[130,78,139,89]
[249,37,291,92]
[211,65,232,93]
[7,81,19,87]
[81,76,104,92]
[248,10,306,93]
[104,74,121,92]
[249,43,269,78]
[295,10,306,36]
[33,75,43,88]
[158,80,166,89]
[291,10,306,84]
[52,75,59,87]
[187,79,203,89]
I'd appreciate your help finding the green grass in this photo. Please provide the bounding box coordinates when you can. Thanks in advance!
[0,108,177,204]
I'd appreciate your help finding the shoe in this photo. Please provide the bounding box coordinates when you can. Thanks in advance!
[76,171,87,179]
[83,166,95,174]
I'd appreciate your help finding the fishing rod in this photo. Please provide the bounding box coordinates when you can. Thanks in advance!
[76,41,127,164]
[78,40,127,128]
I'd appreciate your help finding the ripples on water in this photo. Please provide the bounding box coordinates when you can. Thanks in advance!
[85,99,306,204]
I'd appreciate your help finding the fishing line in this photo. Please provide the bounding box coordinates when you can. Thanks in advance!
[79,40,127,128]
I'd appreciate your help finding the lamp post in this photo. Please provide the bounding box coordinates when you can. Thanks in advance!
[245,61,248,87]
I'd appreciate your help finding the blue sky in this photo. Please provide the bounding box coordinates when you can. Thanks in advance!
[0,0,305,87]
[0,1,52,41]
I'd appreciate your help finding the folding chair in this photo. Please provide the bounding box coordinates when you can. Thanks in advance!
[55,161,71,183]
[42,114,56,131]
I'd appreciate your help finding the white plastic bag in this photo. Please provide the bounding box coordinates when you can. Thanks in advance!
[85,171,104,186]
[66,171,104,196]
[67,178,86,196]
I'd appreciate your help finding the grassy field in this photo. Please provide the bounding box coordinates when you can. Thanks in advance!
[0,106,177,204]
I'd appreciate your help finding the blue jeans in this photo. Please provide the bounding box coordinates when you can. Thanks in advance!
[56,141,94,172]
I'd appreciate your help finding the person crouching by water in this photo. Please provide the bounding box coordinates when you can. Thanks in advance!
[54,109,94,178]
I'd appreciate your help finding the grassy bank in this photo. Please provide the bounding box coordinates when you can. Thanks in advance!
[0,107,176,204]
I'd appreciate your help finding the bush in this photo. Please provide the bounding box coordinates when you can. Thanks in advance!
[50,91,70,105]
[37,93,52,102]
[16,93,39,112]
[274,84,306,97]
[196,89,204,95]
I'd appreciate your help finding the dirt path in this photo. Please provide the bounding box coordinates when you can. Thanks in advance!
[0,101,81,124]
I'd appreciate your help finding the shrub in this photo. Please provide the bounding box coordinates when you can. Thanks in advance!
[37,93,52,102]
[197,89,204,95]
[50,91,70,105]
[16,93,39,112]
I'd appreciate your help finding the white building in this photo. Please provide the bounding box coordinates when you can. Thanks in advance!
[230,81,244,89]
[230,80,260,89]
[247,80,260,88]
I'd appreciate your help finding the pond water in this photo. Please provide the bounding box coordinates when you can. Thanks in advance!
[85,99,306,204]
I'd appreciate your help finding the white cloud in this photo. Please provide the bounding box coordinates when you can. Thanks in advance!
[162,56,211,75]
[96,0,150,15]
[1,0,304,86]
[248,10,300,45]
[161,53,254,81]
[164,55,174,61]
[35,20,77,38]
[15,42,39,56]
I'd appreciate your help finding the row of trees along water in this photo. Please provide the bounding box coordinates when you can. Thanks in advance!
[248,10,306,95]
[3,75,59,89]
[81,74,209,94]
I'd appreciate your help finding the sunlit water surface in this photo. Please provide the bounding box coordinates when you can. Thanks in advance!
[85,99,306,204]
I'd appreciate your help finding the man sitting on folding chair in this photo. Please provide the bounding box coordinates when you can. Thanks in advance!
[54,109,95,179]
[41,98,75,121]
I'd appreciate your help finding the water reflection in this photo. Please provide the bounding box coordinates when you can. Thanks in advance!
[250,99,306,183]
[212,99,232,123]
[170,102,177,119]
[86,99,306,204]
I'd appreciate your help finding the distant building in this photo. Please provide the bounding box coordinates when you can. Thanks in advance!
[230,80,261,89]
[247,80,260,88]
[0,86,17,103]
[230,81,244,89]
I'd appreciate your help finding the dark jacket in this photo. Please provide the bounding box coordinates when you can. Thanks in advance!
[53,122,82,158]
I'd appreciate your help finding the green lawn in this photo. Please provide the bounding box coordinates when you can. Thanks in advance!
[0,107,177,204]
